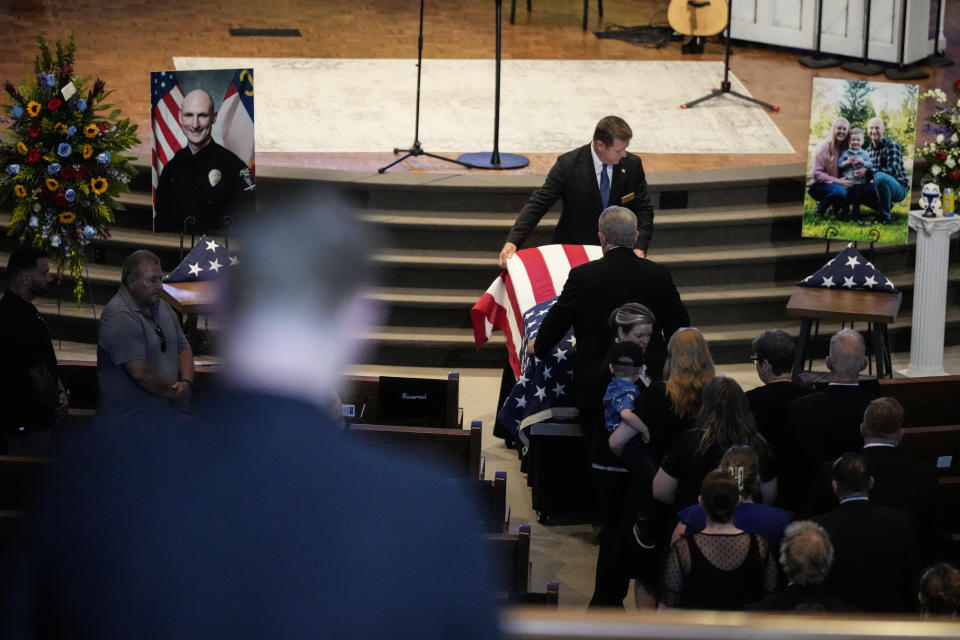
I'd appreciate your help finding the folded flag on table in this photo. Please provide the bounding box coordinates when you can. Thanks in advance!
[165,236,239,283]
[795,242,898,293]
[496,296,578,440]
[470,244,603,377]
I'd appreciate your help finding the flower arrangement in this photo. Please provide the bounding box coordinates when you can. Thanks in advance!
[0,34,139,302]
[917,79,960,190]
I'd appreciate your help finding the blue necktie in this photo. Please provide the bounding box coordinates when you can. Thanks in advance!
[599,164,610,209]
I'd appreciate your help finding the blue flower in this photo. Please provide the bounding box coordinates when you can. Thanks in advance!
[96,151,111,165]
[65,188,76,203]
[28,216,39,228]
[44,74,56,88]
[49,234,61,248]
[76,98,87,112]
[11,104,23,119]
[47,163,61,175]
[57,143,72,157]
[5,164,20,176]
[66,125,76,137]
[83,225,97,239]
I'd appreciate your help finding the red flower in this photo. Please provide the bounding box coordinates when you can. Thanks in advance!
[60,165,74,179]
[54,193,68,207]
[954,79,960,92]
[27,148,40,163]
[97,122,107,133]
[937,152,949,162]
[74,165,87,179]
[28,123,41,138]
[950,171,960,182]
[47,97,62,110]
[36,187,49,200]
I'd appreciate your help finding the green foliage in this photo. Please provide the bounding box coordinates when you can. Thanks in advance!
[838,81,876,129]
[800,194,909,245]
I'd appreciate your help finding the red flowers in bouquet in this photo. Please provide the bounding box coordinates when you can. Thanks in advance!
[47,97,62,110]
[27,148,40,163]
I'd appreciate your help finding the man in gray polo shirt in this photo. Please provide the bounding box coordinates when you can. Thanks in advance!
[97,250,194,421]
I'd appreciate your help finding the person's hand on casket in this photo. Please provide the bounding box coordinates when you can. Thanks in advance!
[525,337,536,354]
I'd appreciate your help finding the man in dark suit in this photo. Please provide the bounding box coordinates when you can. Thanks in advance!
[747,520,856,612]
[782,328,875,510]
[2,191,499,639]
[804,397,945,562]
[745,329,813,466]
[530,205,688,608]
[497,115,654,267]
[813,453,919,613]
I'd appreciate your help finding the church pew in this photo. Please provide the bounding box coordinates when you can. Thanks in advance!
[878,375,960,428]
[503,582,560,607]
[346,420,482,479]
[340,372,461,428]
[468,470,510,534]
[485,524,531,594]
[900,424,960,473]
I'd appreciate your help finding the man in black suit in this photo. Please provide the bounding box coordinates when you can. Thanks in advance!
[804,397,945,561]
[530,205,688,608]
[2,191,499,639]
[783,328,875,510]
[813,453,919,613]
[497,115,654,267]
[745,329,813,466]
[747,520,856,612]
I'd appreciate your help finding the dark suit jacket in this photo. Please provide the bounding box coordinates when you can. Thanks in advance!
[746,584,858,612]
[2,390,499,639]
[506,144,655,252]
[746,380,814,465]
[781,384,875,510]
[813,499,919,613]
[803,445,946,562]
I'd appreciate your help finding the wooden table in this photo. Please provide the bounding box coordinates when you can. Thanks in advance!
[785,286,903,380]
[161,281,218,349]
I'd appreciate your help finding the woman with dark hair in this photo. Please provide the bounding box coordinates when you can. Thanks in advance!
[670,445,793,549]
[660,470,778,609]
[653,376,777,510]
[919,563,960,617]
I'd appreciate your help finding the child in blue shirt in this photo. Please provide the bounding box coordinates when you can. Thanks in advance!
[837,128,874,220]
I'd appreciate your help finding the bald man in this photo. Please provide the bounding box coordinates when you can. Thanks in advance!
[155,88,255,233]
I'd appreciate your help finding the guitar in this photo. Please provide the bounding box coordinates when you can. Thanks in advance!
[667,0,728,36]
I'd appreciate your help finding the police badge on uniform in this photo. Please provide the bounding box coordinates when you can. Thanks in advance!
[208,169,222,187]
[239,168,255,192]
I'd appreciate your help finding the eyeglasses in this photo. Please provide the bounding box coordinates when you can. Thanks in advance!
[155,324,166,352]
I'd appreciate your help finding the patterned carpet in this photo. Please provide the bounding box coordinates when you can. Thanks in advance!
[175,57,795,155]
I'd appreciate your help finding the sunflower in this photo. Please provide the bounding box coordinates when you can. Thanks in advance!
[59,211,76,224]
[84,124,99,138]
[82,144,93,159]
[16,141,28,155]
[90,176,108,194]
[45,178,59,191]
[14,184,27,198]
[54,122,67,134]
[26,101,41,117]
[42,155,56,163]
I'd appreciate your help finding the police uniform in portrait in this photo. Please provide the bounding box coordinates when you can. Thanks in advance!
[154,141,254,233]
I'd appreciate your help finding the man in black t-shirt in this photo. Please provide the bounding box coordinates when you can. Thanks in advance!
[0,246,69,454]
[155,88,254,233]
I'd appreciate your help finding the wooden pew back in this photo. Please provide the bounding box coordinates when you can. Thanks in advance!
[878,375,960,428]
[485,524,531,594]
[346,420,482,479]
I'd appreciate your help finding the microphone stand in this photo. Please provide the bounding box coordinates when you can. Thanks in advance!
[379,0,474,173]
[459,0,529,169]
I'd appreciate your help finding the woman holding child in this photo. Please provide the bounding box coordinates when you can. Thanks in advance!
[807,117,853,216]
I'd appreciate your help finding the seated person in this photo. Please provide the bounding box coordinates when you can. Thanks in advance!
[660,470,779,609]
[605,341,657,549]
[836,128,873,220]
[671,445,793,550]
[919,563,960,618]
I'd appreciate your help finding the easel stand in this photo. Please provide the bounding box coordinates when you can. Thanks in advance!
[379,0,473,173]
[799,0,840,68]
[680,0,779,111]
[459,0,529,170]
[841,0,884,75]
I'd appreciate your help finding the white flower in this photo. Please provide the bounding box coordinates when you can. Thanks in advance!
[936,89,948,101]
[937,134,945,144]
[948,157,957,169]
[932,165,942,176]
[953,133,959,143]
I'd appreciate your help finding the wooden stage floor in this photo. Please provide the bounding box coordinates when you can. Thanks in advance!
[1,0,958,176]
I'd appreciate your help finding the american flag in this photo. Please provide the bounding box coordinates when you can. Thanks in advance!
[796,243,898,293]
[470,244,603,377]
[150,71,187,203]
[496,296,579,440]
[165,235,239,283]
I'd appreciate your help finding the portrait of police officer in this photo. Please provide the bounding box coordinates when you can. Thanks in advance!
[154,88,255,233]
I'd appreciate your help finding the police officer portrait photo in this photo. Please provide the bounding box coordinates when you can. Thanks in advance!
[151,68,255,234]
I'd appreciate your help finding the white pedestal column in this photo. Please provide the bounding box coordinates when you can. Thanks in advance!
[898,211,960,378]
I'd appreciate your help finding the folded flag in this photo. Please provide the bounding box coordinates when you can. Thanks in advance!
[165,235,239,283]
[796,243,898,293]
[497,296,578,440]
